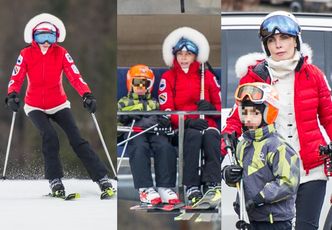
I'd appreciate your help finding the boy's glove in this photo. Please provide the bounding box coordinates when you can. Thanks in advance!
[197,100,216,111]
[5,92,20,112]
[83,93,96,113]
[158,116,171,128]
[118,115,141,125]
[222,165,243,184]
[245,193,265,213]
[185,118,208,131]
[221,132,238,155]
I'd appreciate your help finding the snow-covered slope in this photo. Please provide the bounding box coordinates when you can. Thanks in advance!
[0,179,117,230]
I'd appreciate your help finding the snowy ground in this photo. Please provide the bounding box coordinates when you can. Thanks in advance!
[0,179,117,230]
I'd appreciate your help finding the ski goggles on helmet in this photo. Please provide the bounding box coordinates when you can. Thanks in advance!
[259,15,301,40]
[172,37,198,55]
[132,78,152,88]
[235,84,267,104]
[33,31,57,44]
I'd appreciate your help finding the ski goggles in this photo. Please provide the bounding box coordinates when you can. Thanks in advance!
[132,78,152,88]
[33,31,57,44]
[259,15,301,40]
[235,84,266,104]
[172,38,198,55]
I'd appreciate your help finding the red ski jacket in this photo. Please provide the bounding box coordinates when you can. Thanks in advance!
[8,42,91,109]
[223,56,332,173]
[158,60,221,128]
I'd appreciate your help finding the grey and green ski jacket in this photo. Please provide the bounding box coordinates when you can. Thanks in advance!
[236,124,300,222]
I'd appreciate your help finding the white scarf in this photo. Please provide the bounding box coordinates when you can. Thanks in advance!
[266,51,300,79]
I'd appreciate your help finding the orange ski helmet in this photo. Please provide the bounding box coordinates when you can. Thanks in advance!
[126,64,155,93]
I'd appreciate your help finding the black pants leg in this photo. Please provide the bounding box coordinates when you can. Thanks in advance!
[251,220,292,230]
[52,108,108,181]
[150,134,177,188]
[28,110,63,179]
[295,180,327,230]
[201,128,221,184]
[126,133,153,189]
[183,128,203,187]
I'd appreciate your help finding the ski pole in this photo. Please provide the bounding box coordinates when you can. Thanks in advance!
[117,119,135,173]
[91,113,117,180]
[117,125,174,135]
[2,112,16,179]
[117,123,159,146]
[226,147,250,229]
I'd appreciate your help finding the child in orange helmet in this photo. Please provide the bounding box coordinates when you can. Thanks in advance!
[118,64,180,205]
[223,83,300,229]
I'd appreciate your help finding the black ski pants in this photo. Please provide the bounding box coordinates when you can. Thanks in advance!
[250,220,292,230]
[126,133,177,189]
[28,108,108,181]
[295,180,327,230]
[183,128,221,187]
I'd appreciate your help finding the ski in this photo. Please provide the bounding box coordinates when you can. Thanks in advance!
[100,188,116,200]
[130,202,185,212]
[190,188,221,210]
[195,213,218,222]
[45,192,80,201]
[174,212,195,221]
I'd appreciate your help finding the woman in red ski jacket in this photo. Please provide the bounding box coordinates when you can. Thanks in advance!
[159,27,222,205]
[222,11,332,230]
[5,13,114,198]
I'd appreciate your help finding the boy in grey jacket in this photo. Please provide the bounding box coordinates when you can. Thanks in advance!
[223,82,300,230]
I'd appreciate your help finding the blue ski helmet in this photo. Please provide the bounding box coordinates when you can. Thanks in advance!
[259,11,301,56]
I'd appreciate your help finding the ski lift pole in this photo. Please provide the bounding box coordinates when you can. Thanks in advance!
[178,113,185,202]
[91,113,117,180]
[117,119,135,173]
[117,123,159,146]
[180,0,185,13]
[2,112,16,179]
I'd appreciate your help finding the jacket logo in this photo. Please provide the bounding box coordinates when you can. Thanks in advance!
[12,66,20,76]
[16,55,23,65]
[71,64,80,74]
[159,92,167,105]
[8,80,14,88]
[159,79,166,91]
[259,152,265,162]
[65,53,74,63]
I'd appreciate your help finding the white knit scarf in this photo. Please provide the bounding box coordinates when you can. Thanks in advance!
[266,51,301,79]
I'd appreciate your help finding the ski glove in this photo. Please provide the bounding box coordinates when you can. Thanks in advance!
[118,114,142,125]
[245,193,265,213]
[83,93,97,113]
[222,164,243,185]
[5,92,20,112]
[221,132,238,156]
[158,115,171,128]
[197,100,216,111]
[185,118,208,131]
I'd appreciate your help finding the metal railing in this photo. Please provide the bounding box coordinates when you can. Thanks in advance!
[117,110,221,201]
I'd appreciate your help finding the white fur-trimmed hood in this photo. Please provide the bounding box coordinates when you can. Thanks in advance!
[235,43,313,78]
[24,13,66,43]
[162,27,210,67]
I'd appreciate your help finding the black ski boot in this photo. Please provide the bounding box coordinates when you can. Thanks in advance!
[49,178,65,197]
[186,186,203,206]
[97,175,115,200]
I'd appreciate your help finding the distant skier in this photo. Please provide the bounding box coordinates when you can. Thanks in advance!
[5,13,114,198]
[159,27,222,205]
[118,64,180,205]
